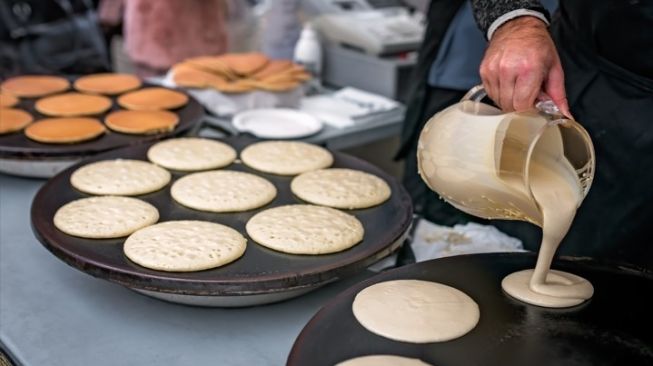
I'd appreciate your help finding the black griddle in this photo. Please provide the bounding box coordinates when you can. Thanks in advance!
[30,136,413,296]
[288,252,653,366]
[0,82,203,159]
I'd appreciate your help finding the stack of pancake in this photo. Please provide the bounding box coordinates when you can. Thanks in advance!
[171,52,311,93]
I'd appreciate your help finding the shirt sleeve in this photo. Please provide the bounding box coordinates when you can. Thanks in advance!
[470,0,551,40]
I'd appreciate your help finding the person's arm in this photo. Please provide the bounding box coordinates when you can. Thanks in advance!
[470,1,571,117]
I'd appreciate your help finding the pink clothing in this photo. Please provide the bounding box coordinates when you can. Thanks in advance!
[122,0,228,72]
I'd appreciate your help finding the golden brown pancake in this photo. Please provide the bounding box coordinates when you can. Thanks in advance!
[35,92,113,117]
[253,79,300,92]
[252,60,294,80]
[74,73,142,95]
[0,92,19,108]
[184,56,237,80]
[0,108,33,134]
[172,63,228,89]
[222,53,269,76]
[24,117,106,143]
[212,79,255,94]
[105,110,179,134]
[1,75,70,98]
[117,87,189,111]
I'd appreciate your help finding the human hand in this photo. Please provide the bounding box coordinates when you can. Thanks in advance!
[479,16,572,118]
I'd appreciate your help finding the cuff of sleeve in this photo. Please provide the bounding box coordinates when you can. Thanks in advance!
[487,9,550,40]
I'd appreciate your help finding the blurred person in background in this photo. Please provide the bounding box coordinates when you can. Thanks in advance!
[0,0,109,78]
[99,0,229,77]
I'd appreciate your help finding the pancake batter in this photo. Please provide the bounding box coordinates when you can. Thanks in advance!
[501,157,594,307]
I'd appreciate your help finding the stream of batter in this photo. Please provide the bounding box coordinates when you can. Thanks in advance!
[501,157,594,307]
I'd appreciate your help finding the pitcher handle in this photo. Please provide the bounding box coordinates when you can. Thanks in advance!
[461,84,487,102]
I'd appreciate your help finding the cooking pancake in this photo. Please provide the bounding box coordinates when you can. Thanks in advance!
[24,117,106,144]
[291,168,391,209]
[222,53,269,76]
[0,92,19,108]
[117,87,189,111]
[0,75,70,97]
[240,141,333,176]
[171,170,277,213]
[147,137,237,171]
[35,92,113,117]
[70,159,171,196]
[336,355,432,366]
[54,196,159,239]
[74,73,142,95]
[105,110,179,135]
[352,280,480,343]
[246,204,364,255]
[123,220,247,272]
[0,108,33,134]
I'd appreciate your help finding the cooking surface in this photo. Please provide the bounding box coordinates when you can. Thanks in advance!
[288,252,653,366]
[31,136,413,295]
[0,83,203,158]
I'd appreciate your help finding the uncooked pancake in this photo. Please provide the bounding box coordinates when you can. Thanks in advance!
[502,269,595,308]
[70,159,171,196]
[123,220,247,272]
[245,204,363,255]
[171,170,276,212]
[0,92,19,108]
[0,108,33,134]
[291,168,391,209]
[117,87,189,111]
[336,355,432,366]
[0,75,70,97]
[104,110,179,134]
[352,280,480,343]
[35,92,112,117]
[54,196,159,239]
[240,141,333,176]
[74,73,142,95]
[24,117,105,143]
[147,138,237,171]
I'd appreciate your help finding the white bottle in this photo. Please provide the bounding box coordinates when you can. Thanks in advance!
[293,23,322,85]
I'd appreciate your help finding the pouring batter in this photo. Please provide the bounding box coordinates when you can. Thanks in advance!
[501,157,593,307]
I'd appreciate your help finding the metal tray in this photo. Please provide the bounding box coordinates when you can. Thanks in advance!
[31,136,413,306]
[288,252,653,366]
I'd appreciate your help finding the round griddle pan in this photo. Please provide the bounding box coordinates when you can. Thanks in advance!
[0,81,203,177]
[31,136,413,306]
[288,252,653,366]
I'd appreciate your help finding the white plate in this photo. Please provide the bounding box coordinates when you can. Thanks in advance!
[232,108,323,139]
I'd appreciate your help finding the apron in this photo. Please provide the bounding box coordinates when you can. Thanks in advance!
[496,0,653,268]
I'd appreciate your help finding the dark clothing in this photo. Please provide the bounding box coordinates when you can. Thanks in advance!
[399,0,653,269]
[470,0,550,36]
[397,0,485,229]
[495,0,653,269]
